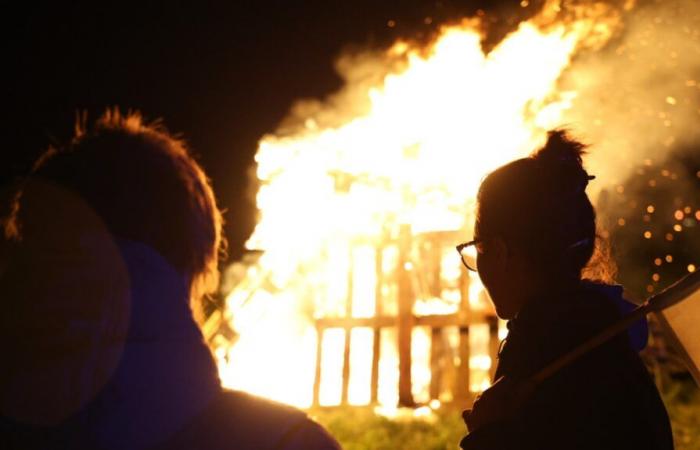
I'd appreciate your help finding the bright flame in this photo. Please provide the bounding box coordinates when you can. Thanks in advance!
[215,10,617,408]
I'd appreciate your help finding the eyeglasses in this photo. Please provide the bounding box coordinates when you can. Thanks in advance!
[455,239,484,272]
[456,237,591,272]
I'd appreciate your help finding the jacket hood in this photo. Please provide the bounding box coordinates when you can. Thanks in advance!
[580,280,648,352]
[84,239,221,450]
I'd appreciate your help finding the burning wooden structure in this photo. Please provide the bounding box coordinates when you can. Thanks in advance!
[205,5,625,412]
[206,224,502,409]
[310,225,500,408]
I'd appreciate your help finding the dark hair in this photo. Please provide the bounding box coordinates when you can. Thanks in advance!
[476,129,596,277]
[5,110,225,303]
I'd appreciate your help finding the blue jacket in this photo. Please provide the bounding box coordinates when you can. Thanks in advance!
[0,239,339,450]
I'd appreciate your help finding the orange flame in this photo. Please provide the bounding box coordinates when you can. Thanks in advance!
[214,7,619,409]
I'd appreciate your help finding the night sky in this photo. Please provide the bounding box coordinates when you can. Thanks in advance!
[5,1,555,260]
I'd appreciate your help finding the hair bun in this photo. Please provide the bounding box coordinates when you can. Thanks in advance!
[533,129,594,194]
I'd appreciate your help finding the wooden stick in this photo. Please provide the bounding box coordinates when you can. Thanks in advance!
[370,246,383,404]
[341,246,354,405]
[456,326,471,404]
[397,224,415,406]
[531,270,700,385]
[430,327,444,400]
[312,326,323,407]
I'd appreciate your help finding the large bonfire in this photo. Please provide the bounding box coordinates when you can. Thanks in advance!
[210,0,700,411]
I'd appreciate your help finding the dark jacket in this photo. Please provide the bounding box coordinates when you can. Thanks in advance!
[0,239,340,450]
[460,281,674,450]
[153,390,340,450]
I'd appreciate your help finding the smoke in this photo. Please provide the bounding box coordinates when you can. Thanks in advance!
[540,0,700,295]
[560,0,700,191]
[215,0,700,407]
[239,0,700,266]
[238,0,700,269]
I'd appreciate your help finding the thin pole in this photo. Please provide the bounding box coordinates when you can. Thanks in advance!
[531,270,700,385]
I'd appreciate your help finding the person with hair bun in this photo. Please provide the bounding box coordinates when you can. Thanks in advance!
[458,131,673,449]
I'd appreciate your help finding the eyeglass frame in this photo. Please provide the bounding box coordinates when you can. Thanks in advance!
[455,239,484,272]
[456,236,593,272]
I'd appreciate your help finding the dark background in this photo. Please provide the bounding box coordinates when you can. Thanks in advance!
[5,1,541,261]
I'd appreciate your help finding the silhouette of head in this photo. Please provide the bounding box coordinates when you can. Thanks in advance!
[5,110,225,301]
[474,130,596,319]
[0,111,225,424]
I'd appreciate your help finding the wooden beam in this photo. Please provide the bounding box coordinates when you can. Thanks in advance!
[455,256,472,407]
[341,246,354,405]
[316,316,395,328]
[455,326,471,407]
[430,239,441,298]
[370,329,381,404]
[341,328,351,405]
[415,312,485,327]
[315,312,492,329]
[397,224,415,407]
[429,327,443,400]
[313,326,323,407]
[370,246,383,404]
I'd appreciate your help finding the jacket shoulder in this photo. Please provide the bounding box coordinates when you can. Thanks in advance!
[154,390,340,450]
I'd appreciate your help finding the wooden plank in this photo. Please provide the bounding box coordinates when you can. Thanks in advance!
[397,224,415,406]
[370,246,383,404]
[456,252,472,406]
[455,326,471,406]
[415,312,487,327]
[429,327,443,400]
[430,240,441,298]
[313,326,323,407]
[341,246,354,405]
[310,229,503,408]
[370,328,381,404]
[341,328,351,405]
[459,261,471,313]
[316,316,393,328]
[315,312,492,329]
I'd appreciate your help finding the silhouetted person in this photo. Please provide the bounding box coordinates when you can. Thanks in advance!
[0,111,340,450]
[458,131,674,450]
